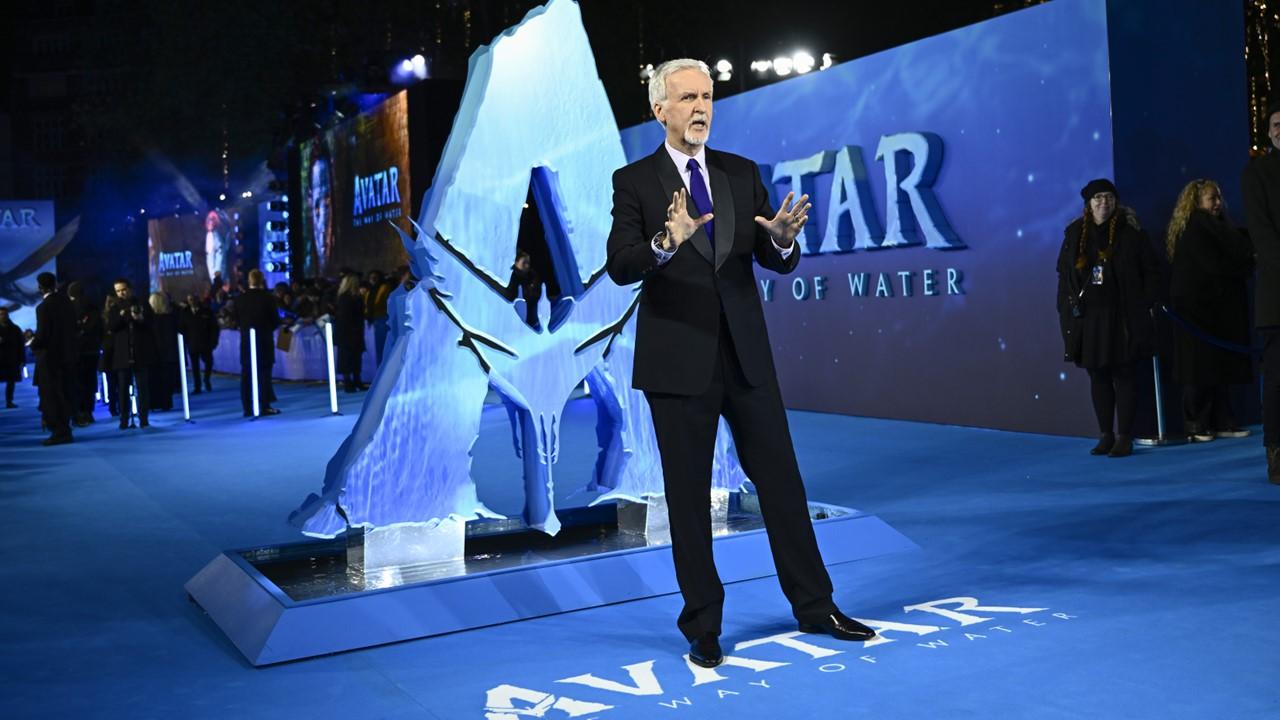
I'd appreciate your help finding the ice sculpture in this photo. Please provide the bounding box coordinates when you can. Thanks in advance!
[290,0,746,539]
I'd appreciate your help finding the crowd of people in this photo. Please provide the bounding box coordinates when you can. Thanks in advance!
[1056,98,1280,485]
[3,264,415,445]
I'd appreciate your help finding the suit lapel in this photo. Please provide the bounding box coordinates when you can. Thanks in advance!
[651,146,714,267]
[706,152,735,272]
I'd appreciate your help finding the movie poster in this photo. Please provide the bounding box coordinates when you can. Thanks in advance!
[0,200,57,332]
[148,210,236,299]
[299,91,411,278]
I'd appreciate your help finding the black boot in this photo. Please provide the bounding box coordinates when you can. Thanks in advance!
[1090,433,1115,455]
[1108,435,1133,458]
[1267,446,1280,485]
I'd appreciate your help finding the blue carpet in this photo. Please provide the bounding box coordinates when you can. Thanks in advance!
[1,373,1277,719]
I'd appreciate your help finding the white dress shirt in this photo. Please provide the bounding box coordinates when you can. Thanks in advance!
[652,142,793,264]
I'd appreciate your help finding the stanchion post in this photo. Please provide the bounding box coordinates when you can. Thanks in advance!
[325,321,340,415]
[249,327,261,418]
[178,332,192,423]
[101,371,109,406]
[129,379,138,425]
[1136,308,1185,447]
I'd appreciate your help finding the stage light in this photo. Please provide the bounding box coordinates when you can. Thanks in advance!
[821,53,835,70]
[639,63,654,82]
[282,211,289,219]
[218,193,226,201]
[400,58,414,74]
[750,60,772,74]
[411,54,428,79]
[773,56,793,76]
[793,51,815,74]
[139,208,146,215]
[715,59,732,82]
[281,195,288,203]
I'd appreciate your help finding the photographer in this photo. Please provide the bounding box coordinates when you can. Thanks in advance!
[107,278,156,429]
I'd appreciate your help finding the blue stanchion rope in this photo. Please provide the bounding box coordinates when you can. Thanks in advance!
[1157,304,1261,356]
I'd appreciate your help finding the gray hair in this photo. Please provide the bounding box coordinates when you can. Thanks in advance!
[648,58,712,115]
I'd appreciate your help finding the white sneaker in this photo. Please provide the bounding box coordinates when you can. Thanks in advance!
[1191,433,1216,443]
[1215,428,1250,439]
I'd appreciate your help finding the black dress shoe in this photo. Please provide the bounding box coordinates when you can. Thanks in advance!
[688,635,723,668]
[1108,435,1132,458]
[1090,433,1115,455]
[799,611,876,641]
[262,407,281,416]
[42,434,73,446]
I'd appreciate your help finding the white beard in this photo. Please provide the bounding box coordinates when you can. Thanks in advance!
[683,128,708,146]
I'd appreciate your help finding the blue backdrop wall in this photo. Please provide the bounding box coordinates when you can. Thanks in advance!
[618,0,1248,436]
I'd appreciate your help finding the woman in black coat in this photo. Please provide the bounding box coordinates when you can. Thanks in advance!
[1166,179,1254,441]
[148,292,179,411]
[1057,178,1161,457]
[333,275,366,392]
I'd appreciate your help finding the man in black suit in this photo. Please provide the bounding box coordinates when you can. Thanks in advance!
[29,272,78,444]
[1243,98,1280,485]
[606,59,876,668]
[235,269,280,417]
[107,278,155,429]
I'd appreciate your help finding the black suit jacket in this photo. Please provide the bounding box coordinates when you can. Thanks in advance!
[1242,151,1280,328]
[107,298,157,370]
[31,291,79,370]
[235,288,279,363]
[607,146,798,396]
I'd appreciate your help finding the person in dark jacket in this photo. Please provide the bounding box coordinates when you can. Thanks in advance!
[1057,179,1161,458]
[236,269,280,416]
[29,272,79,444]
[66,282,102,425]
[503,250,543,329]
[334,274,367,392]
[180,294,217,393]
[1166,179,1254,442]
[99,294,119,417]
[148,292,179,411]
[0,307,26,409]
[108,278,156,429]
[1242,99,1280,484]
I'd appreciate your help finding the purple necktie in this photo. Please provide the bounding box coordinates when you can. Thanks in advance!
[686,158,714,246]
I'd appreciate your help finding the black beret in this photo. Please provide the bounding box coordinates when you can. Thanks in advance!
[1080,178,1118,201]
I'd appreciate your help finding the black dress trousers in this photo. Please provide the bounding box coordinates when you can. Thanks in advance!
[645,320,836,642]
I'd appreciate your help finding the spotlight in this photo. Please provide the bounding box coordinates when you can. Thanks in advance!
[714,59,732,82]
[411,54,427,79]
[821,53,835,70]
[218,193,226,201]
[400,58,414,74]
[281,194,288,203]
[773,56,793,76]
[139,208,146,215]
[750,60,772,74]
[793,51,815,74]
[639,63,655,82]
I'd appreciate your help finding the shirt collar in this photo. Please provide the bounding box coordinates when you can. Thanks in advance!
[664,142,707,174]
